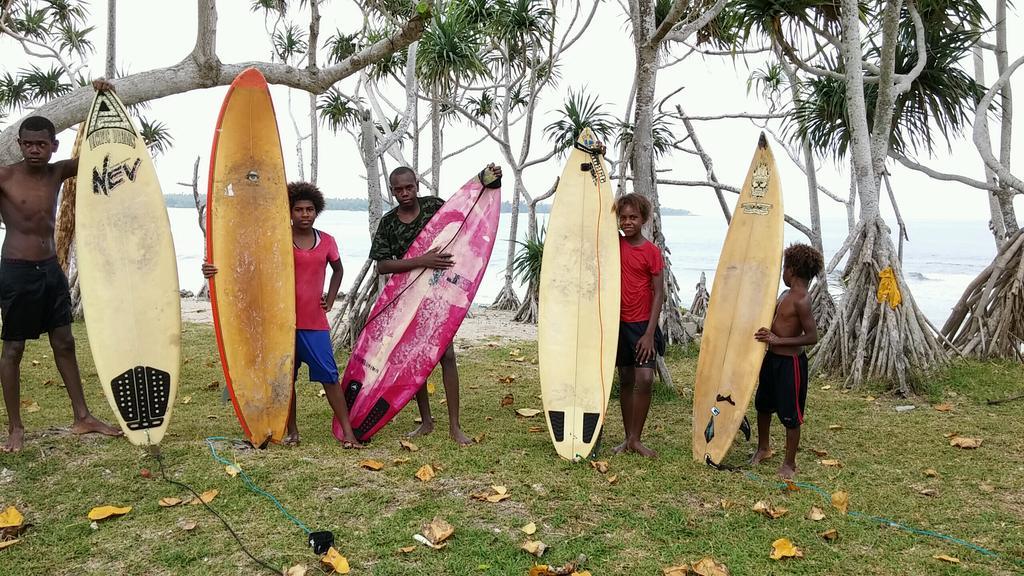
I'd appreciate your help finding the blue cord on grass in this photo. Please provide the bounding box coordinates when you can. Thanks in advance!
[205,436,311,535]
[742,471,1023,565]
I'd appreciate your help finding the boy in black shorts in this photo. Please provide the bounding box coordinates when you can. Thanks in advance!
[0,107,122,452]
[751,243,823,479]
[612,193,664,458]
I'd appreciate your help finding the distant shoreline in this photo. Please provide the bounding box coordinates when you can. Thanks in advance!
[162,194,693,216]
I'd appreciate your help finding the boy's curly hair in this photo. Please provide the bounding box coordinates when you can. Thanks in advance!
[288,181,326,214]
[784,243,824,281]
[614,193,652,223]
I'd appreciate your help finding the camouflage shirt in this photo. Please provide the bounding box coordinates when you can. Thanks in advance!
[369,196,445,261]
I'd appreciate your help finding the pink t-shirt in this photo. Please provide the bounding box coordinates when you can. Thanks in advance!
[294,230,340,330]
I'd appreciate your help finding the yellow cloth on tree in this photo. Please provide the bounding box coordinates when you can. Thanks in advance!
[876,266,902,309]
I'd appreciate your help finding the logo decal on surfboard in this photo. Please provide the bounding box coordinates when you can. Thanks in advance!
[92,154,142,195]
[741,202,772,215]
[751,162,770,197]
[86,91,136,149]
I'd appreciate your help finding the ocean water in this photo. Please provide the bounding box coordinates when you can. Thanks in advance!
[1,208,995,327]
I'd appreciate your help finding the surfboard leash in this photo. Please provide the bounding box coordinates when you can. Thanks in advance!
[741,469,1024,569]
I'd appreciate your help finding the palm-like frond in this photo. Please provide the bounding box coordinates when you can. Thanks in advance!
[512,226,545,286]
[544,89,616,156]
[138,117,173,157]
[56,22,95,57]
[617,113,676,159]
[318,88,364,133]
[272,23,309,62]
[0,73,31,113]
[20,65,72,101]
[325,29,359,64]
[416,8,489,94]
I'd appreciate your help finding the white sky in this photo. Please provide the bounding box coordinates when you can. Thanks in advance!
[1,1,1021,226]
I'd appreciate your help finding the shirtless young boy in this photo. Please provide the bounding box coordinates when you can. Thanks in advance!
[750,243,823,479]
[0,104,122,452]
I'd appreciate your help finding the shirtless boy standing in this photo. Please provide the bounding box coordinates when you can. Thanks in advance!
[750,243,823,479]
[0,107,121,452]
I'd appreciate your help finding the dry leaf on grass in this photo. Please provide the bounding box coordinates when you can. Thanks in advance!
[88,505,131,521]
[769,538,803,560]
[831,491,849,515]
[979,482,995,493]
[752,501,788,519]
[933,554,960,564]
[0,538,20,550]
[924,468,939,478]
[809,448,828,457]
[421,517,454,546]
[359,460,385,471]
[190,490,219,505]
[320,547,350,574]
[783,480,800,492]
[522,522,537,535]
[500,394,514,407]
[828,424,842,431]
[806,506,826,521]
[528,426,545,433]
[158,497,183,508]
[522,539,547,557]
[285,565,308,576]
[398,546,416,554]
[0,507,23,529]
[225,464,241,477]
[720,499,739,510]
[949,436,983,449]
[23,401,40,413]
[933,403,953,412]
[177,519,197,531]
[917,487,939,497]
[820,528,838,541]
[393,458,409,465]
[499,375,516,384]
[608,474,619,485]
[819,459,843,468]
[662,566,690,576]
[182,395,192,405]
[415,464,436,482]
[399,439,419,452]
[691,557,730,576]
[473,433,486,444]
[471,486,512,503]
[943,431,958,438]
[590,461,609,474]
[516,408,542,418]
[511,355,527,362]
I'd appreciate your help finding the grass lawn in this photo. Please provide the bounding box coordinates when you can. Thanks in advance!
[1,322,1022,575]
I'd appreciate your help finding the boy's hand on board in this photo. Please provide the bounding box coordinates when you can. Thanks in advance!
[417,247,454,270]
[201,262,218,278]
[754,327,777,345]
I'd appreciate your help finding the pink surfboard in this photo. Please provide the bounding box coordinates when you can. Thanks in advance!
[333,169,501,442]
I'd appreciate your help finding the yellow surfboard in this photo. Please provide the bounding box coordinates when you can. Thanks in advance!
[538,128,620,461]
[692,133,784,466]
[207,68,295,447]
[76,89,181,446]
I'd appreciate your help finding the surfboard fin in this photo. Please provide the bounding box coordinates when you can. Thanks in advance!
[704,416,715,444]
[740,416,752,442]
[309,531,334,555]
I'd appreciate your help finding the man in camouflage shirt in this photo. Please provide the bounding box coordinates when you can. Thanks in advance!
[368,165,501,444]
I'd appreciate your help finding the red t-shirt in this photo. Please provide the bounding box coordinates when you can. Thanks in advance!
[619,237,664,322]
[294,230,340,330]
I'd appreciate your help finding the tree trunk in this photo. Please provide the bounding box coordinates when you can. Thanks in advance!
[307,0,321,184]
[430,96,442,196]
[105,0,116,78]
[492,170,524,310]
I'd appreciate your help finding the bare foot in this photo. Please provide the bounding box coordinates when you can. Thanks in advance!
[71,415,122,437]
[750,447,773,466]
[282,431,301,446]
[627,439,657,458]
[778,463,796,480]
[611,441,629,455]
[407,420,434,438]
[2,428,25,453]
[450,428,473,446]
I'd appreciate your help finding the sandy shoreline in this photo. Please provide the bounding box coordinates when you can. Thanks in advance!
[180,299,536,344]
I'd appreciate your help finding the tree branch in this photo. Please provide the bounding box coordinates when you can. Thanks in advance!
[890,152,1004,192]
[661,0,729,45]
[972,53,1024,194]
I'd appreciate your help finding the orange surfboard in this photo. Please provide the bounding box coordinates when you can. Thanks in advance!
[206,68,295,447]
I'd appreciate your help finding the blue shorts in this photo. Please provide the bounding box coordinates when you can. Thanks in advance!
[295,330,339,384]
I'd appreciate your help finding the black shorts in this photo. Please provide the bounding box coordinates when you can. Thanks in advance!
[615,320,665,369]
[755,351,808,429]
[0,257,73,341]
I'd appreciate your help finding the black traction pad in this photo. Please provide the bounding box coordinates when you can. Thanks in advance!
[354,398,390,441]
[110,366,170,430]
[344,380,362,409]
[548,410,565,442]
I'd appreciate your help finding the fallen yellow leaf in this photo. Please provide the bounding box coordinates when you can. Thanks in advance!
[498,375,516,384]
[177,519,197,531]
[190,490,218,505]
[923,468,939,478]
[917,487,939,497]
[819,459,843,468]
[516,408,542,418]
[421,517,454,545]
[528,426,545,433]
[828,424,842,431]
[692,556,730,576]
[752,501,788,519]
[820,528,838,541]
[285,564,308,576]
[522,522,537,535]
[24,401,40,413]
[810,448,828,457]
[522,539,547,557]
[427,380,436,394]
[87,505,131,521]
[393,457,409,465]
[473,433,486,443]
[158,497,183,508]
[399,439,419,452]
[320,546,350,574]
[950,436,983,449]
[415,464,436,482]
[806,506,826,521]
[662,566,690,576]
[831,491,849,515]
[943,431,958,438]
[608,474,618,485]
[769,537,803,560]
[933,554,960,564]
[399,545,416,553]
[182,395,192,405]
[820,385,831,390]
[0,539,20,550]
[225,464,241,477]
[500,394,514,407]
[487,493,511,503]
[590,461,609,474]
[0,507,24,529]
[359,459,385,471]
